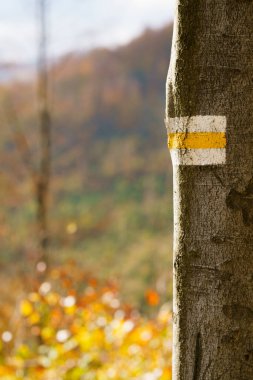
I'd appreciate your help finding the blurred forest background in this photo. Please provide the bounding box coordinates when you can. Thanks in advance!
[0,24,173,309]
[0,1,174,377]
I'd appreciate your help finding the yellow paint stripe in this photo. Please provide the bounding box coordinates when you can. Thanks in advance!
[168,132,226,150]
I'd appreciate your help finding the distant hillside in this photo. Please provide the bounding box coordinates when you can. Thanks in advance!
[50,24,173,186]
[0,24,174,309]
[2,24,173,186]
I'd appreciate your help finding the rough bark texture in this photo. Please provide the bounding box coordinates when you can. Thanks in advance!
[166,1,253,379]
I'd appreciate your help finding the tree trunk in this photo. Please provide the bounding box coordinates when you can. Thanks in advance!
[36,109,51,254]
[166,1,253,379]
[37,0,51,260]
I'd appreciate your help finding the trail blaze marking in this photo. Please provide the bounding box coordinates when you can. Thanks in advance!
[168,132,226,150]
[166,116,227,166]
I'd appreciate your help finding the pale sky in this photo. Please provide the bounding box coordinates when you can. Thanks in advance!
[0,0,175,63]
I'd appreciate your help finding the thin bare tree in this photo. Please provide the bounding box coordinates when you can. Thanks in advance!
[2,0,51,265]
[36,0,51,262]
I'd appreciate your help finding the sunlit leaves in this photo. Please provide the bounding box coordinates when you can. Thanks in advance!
[20,300,33,317]
[0,263,172,379]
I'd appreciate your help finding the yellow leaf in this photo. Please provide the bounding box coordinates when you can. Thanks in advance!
[45,292,59,306]
[20,300,33,317]
[17,344,32,359]
[76,328,92,350]
[41,327,54,341]
[29,312,40,325]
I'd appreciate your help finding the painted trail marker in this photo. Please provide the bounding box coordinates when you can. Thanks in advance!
[166,116,227,166]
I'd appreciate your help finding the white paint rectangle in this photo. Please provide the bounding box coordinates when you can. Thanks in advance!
[166,116,227,134]
[166,115,227,166]
[170,148,226,166]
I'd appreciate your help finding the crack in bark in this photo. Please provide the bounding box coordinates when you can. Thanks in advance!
[226,177,253,225]
[213,171,227,188]
[223,304,253,321]
[193,332,202,380]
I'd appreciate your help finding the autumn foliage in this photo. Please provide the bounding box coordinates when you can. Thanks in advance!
[0,263,172,380]
[0,25,174,379]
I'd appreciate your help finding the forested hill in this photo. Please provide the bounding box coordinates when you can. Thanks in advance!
[50,23,174,189]
[2,24,173,190]
[1,24,174,308]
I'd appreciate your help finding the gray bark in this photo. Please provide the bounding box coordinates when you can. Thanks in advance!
[166,1,253,379]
